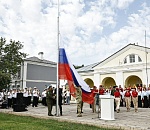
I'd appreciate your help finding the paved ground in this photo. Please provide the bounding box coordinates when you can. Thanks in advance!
[1,103,150,130]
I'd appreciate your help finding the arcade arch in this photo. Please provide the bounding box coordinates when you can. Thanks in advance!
[102,77,116,89]
[125,75,142,87]
[84,78,94,88]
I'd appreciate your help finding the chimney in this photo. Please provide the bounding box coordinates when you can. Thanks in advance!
[38,52,44,60]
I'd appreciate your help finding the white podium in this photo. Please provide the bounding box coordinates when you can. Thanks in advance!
[99,95,115,120]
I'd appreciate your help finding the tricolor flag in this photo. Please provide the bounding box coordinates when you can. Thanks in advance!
[59,48,94,104]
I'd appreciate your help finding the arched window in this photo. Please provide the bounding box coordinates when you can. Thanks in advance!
[124,54,142,64]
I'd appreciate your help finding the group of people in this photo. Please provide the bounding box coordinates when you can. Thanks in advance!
[46,85,63,116]
[0,87,41,108]
[90,84,150,114]
[113,85,150,113]
[1,84,150,118]
[0,85,68,117]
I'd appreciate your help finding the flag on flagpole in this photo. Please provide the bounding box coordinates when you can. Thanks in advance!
[59,48,94,104]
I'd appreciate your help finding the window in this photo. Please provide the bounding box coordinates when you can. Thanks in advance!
[124,58,127,64]
[129,54,135,63]
[124,54,142,64]
[138,56,142,62]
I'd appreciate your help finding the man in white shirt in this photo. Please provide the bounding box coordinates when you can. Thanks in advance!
[147,87,150,108]
[23,87,28,106]
[141,87,149,108]
[7,89,13,108]
[42,88,47,106]
[32,87,38,107]
[12,88,17,107]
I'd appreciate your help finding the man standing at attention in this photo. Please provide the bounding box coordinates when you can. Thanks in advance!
[132,87,138,112]
[114,88,121,113]
[54,86,63,116]
[76,85,82,117]
[124,88,131,112]
[46,85,56,116]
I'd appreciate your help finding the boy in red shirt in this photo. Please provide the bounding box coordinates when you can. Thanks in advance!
[114,88,121,113]
[124,88,131,112]
[132,88,138,112]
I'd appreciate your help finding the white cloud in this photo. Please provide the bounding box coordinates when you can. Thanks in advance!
[0,0,150,65]
[111,0,135,9]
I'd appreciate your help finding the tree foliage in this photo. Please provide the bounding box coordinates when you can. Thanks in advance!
[0,37,27,90]
[0,72,11,89]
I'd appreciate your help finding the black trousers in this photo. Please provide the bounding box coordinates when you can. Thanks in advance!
[28,96,31,106]
[8,98,12,108]
[23,97,28,106]
[12,97,16,107]
[42,97,47,106]
[149,95,150,108]
[32,96,38,107]
[143,96,148,108]
[120,96,123,107]
[138,96,142,107]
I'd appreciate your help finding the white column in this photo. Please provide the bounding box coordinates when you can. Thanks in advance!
[116,71,124,88]
[142,69,150,87]
[142,69,147,86]
[94,73,101,87]
[23,62,27,89]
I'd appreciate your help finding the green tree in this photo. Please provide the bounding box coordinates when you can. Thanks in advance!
[0,37,27,90]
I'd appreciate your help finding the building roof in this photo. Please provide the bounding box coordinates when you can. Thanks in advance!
[95,43,150,67]
[25,56,56,65]
[77,43,150,72]
[77,62,100,72]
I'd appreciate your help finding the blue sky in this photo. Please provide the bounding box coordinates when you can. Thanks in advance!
[0,0,150,65]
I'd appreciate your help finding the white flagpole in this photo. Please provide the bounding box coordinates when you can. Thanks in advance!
[56,0,60,117]
[145,30,148,88]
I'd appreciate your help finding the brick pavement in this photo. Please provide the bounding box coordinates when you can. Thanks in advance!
[1,103,150,130]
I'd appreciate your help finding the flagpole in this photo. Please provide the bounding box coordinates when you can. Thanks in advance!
[56,0,60,117]
[145,30,148,88]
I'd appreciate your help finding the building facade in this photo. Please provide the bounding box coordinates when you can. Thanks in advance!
[11,56,57,92]
[78,44,150,88]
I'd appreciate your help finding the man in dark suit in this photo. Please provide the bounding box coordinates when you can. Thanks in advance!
[54,86,63,116]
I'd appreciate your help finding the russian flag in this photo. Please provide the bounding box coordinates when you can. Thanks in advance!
[59,48,94,104]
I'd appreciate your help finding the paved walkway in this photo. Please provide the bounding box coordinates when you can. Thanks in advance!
[1,103,150,130]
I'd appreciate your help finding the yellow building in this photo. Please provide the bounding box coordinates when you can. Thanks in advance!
[78,44,150,88]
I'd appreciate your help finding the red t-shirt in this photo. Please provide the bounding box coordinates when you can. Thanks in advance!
[114,91,120,97]
[91,89,98,97]
[125,91,131,97]
[99,89,105,95]
[132,91,138,97]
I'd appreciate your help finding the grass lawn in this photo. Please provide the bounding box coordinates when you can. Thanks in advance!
[0,112,119,130]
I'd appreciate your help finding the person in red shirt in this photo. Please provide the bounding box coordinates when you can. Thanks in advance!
[132,88,138,112]
[91,86,98,113]
[114,88,121,113]
[98,85,105,113]
[124,88,131,112]
[99,86,105,95]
